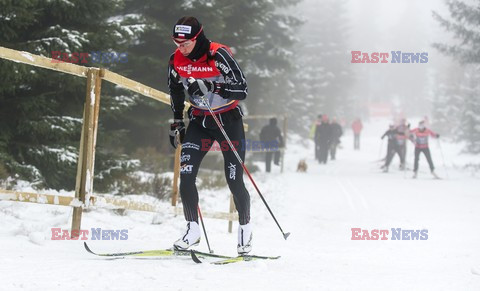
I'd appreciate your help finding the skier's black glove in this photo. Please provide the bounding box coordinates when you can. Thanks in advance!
[187,78,221,97]
[436,134,440,138]
[169,120,185,149]
[187,79,212,96]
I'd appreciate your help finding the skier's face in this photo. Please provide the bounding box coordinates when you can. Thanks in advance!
[174,39,197,56]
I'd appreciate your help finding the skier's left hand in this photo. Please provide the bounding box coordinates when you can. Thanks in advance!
[436,134,440,138]
[169,120,185,149]
[187,79,214,97]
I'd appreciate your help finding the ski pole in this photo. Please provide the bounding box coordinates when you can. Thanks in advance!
[437,139,449,179]
[378,138,384,159]
[190,78,290,240]
[197,205,213,253]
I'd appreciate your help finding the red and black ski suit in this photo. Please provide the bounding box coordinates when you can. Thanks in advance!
[168,42,250,225]
[409,128,439,172]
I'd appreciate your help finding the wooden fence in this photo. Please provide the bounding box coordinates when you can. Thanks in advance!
[0,46,239,235]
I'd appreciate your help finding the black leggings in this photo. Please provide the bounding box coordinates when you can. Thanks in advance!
[385,143,405,167]
[318,142,329,163]
[179,113,250,225]
[414,147,435,172]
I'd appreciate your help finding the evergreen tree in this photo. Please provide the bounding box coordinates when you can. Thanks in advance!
[115,0,303,148]
[293,0,353,131]
[112,0,185,156]
[431,62,464,137]
[457,64,480,153]
[433,0,480,153]
[433,0,480,64]
[0,0,305,191]
[0,0,133,189]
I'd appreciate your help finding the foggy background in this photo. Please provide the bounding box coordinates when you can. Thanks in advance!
[295,0,457,121]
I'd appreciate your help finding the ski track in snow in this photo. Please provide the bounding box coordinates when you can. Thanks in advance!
[1,118,480,290]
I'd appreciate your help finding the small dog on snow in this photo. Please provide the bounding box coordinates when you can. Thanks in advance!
[296,159,308,172]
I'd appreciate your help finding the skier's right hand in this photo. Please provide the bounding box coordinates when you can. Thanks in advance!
[187,78,214,97]
[169,120,185,149]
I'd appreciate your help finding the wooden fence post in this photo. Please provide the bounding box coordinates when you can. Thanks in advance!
[171,145,182,206]
[281,115,288,173]
[71,68,102,238]
[228,194,235,233]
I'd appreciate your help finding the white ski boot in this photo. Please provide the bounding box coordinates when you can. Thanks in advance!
[237,223,253,255]
[412,171,418,179]
[174,221,200,250]
[431,171,440,179]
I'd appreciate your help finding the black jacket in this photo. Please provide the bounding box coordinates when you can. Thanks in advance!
[315,122,332,145]
[260,119,283,147]
[168,45,248,120]
[330,122,343,143]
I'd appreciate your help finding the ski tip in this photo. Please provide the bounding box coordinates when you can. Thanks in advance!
[190,250,203,264]
[283,232,291,240]
[84,242,95,255]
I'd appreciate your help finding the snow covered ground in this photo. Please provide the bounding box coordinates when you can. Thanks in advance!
[1,118,480,290]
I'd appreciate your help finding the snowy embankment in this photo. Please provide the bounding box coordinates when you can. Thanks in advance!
[1,118,480,290]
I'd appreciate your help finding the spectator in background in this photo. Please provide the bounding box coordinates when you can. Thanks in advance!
[260,118,284,172]
[351,118,363,150]
[312,114,323,162]
[316,115,332,164]
[329,117,343,160]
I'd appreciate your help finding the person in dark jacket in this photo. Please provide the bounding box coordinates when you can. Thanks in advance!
[313,114,322,162]
[315,115,332,164]
[381,124,399,172]
[259,118,284,172]
[394,119,409,170]
[168,16,251,254]
[329,117,343,160]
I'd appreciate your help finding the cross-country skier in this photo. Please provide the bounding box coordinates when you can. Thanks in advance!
[381,124,399,172]
[409,120,440,178]
[167,16,252,254]
[394,118,409,170]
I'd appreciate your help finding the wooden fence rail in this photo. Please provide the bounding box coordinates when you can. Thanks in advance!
[0,189,238,221]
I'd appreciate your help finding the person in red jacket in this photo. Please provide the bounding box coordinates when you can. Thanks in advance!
[351,118,363,150]
[409,120,440,178]
[168,16,251,254]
